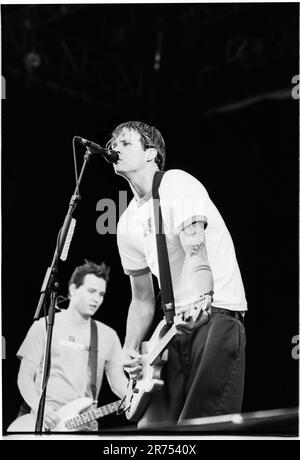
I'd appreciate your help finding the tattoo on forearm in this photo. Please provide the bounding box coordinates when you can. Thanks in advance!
[180,222,211,271]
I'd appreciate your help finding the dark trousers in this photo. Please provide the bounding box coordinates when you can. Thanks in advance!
[138,310,246,427]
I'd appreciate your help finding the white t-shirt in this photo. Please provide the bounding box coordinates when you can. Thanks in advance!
[17,309,125,412]
[117,169,247,311]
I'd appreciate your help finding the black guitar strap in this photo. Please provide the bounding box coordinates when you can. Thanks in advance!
[152,171,175,326]
[89,319,98,402]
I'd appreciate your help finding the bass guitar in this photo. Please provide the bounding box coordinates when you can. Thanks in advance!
[7,397,122,432]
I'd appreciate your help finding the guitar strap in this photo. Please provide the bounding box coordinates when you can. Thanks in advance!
[152,171,175,326]
[89,319,98,402]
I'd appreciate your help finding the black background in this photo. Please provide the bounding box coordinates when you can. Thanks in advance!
[1,3,299,434]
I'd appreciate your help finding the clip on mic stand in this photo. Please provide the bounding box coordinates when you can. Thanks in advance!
[33,143,93,433]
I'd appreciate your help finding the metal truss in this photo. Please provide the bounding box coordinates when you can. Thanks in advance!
[1,4,298,112]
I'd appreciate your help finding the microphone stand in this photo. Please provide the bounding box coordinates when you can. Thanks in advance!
[33,146,92,433]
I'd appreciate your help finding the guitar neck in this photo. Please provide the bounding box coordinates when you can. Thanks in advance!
[94,400,121,419]
[148,324,177,365]
[65,400,121,430]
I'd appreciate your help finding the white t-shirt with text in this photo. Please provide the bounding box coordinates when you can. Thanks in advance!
[17,309,125,412]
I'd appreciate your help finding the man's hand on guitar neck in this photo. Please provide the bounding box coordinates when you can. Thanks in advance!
[174,294,212,335]
[174,309,210,335]
[42,408,97,432]
[122,348,143,380]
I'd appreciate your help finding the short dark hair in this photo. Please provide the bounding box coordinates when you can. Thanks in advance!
[107,121,166,170]
[68,260,110,289]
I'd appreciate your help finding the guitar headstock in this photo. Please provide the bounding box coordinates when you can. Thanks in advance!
[183,293,212,323]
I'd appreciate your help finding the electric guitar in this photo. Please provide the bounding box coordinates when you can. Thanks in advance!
[7,397,122,432]
[125,294,211,422]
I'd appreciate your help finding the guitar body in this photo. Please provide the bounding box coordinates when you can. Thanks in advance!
[7,397,93,432]
[125,295,211,422]
[125,321,171,422]
[7,413,36,432]
[7,397,121,432]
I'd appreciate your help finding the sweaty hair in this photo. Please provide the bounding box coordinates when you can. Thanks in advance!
[68,260,110,289]
[107,121,166,170]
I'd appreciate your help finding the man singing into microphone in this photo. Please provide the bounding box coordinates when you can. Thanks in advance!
[108,120,247,427]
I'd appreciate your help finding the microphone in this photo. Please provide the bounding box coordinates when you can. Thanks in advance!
[74,136,119,163]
